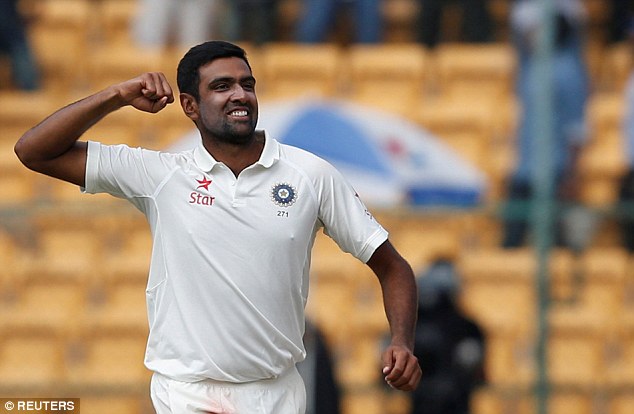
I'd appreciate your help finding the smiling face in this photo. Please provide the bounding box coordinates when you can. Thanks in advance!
[182,56,259,146]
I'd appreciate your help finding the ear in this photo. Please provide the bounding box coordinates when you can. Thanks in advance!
[180,93,199,121]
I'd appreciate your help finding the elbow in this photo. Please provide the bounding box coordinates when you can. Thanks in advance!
[14,134,45,173]
[14,137,35,170]
[14,137,29,167]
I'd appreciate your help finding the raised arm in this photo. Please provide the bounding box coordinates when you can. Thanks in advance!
[14,72,174,187]
[366,240,421,391]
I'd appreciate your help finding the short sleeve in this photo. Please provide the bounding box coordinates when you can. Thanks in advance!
[316,161,388,263]
[83,140,172,201]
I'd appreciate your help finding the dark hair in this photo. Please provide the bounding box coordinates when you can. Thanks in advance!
[177,40,251,101]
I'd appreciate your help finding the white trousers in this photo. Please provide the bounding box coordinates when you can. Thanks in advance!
[150,367,306,414]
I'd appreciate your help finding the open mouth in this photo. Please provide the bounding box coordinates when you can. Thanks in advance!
[229,109,248,117]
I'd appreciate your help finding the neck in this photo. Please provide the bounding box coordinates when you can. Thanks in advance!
[202,131,265,177]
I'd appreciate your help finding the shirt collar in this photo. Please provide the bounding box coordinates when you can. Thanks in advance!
[193,130,280,172]
[257,130,280,168]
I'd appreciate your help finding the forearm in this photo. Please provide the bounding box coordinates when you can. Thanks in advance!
[379,259,418,349]
[368,241,421,391]
[15,86,125,168]
[367,241,418,349]
[15,73,172,186]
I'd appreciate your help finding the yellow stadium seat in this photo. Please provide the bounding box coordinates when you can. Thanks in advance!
[390,218,462,271]
[87,43,168,91]
[457,248,537,334]
[306,277,355,345]
[341,389,387,414]
[605,334,634,387]
[610,393,634,414]
[27,0,92,90]
[67,331,150,388]
[31,0,92,27]
[1,280,85,334]
[0,90,60,126]
[337,339,383,387]
[587,91,626,135]
[598,42,632,93]
[547,327,606,388]
[452,211,505,249]
[458,247,537,279]
[0,333,66,388]
[578,120,626,207]
[258,43,342,100]
[484,332,535,387]
[144,98,196,149]
[92,0,139,46]
[418,93,514,140]
[548,391,593,414]
[0,168,39,207]
[79,395,151,414]
[25,227,105,284]
[548,248,576,302]
[577,247,628,323]
[347,43,428,116]
[579,176,622,207]
[416,94,506,175]
[604,308,634,386]
[102,227,152,285]
[580,131,626,174]
[470,387,537,414]
[548,299,609,388]
[309,231,361,280]
[433,42,516,99]
[0,229,27,291]
[83,115,146,148]
[81,280,148,334]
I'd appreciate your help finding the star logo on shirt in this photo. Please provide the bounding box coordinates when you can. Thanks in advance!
[196,176,212,191]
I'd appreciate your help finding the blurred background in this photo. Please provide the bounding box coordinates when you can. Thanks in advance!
[1,0,633,413]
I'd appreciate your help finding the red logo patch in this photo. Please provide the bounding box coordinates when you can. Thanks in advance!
[196,177,212,191]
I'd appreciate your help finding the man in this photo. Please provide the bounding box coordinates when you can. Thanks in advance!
[417,0,492,48]
[502,0,590,249]
[0,0,40,90]
[410,259,485,414]
[15,40,421,413]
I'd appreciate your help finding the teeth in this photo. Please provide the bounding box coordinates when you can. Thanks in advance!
[231,110,247,116]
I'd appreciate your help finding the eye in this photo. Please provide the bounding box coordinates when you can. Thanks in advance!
[242,81,256,91]
[212,82,229,91]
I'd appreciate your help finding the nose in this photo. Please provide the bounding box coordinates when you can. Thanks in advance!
[230,84,247,101]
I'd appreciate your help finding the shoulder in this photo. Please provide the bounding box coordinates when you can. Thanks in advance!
[94,141,192,159]
[89,141,196,170]
[276,141,339,177]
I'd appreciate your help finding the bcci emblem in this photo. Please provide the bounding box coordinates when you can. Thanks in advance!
[271,183,297,207]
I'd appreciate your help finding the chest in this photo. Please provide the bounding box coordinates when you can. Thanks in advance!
[156,166,318,246]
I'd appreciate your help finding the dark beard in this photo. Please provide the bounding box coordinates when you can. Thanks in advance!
[207,118,257,146]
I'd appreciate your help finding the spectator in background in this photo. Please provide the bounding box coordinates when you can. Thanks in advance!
[297,319,341,414]
[132,0,220,48]
[0,0,40,90]
[410,259,486,414]
[416,0,493,48]
[617,17,634,252]
[502,0,591,249]
[606,0,634,44]
[224,0,280,46]
[295,0,382,44]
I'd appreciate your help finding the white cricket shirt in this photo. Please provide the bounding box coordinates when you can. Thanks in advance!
[84,133,388,382]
